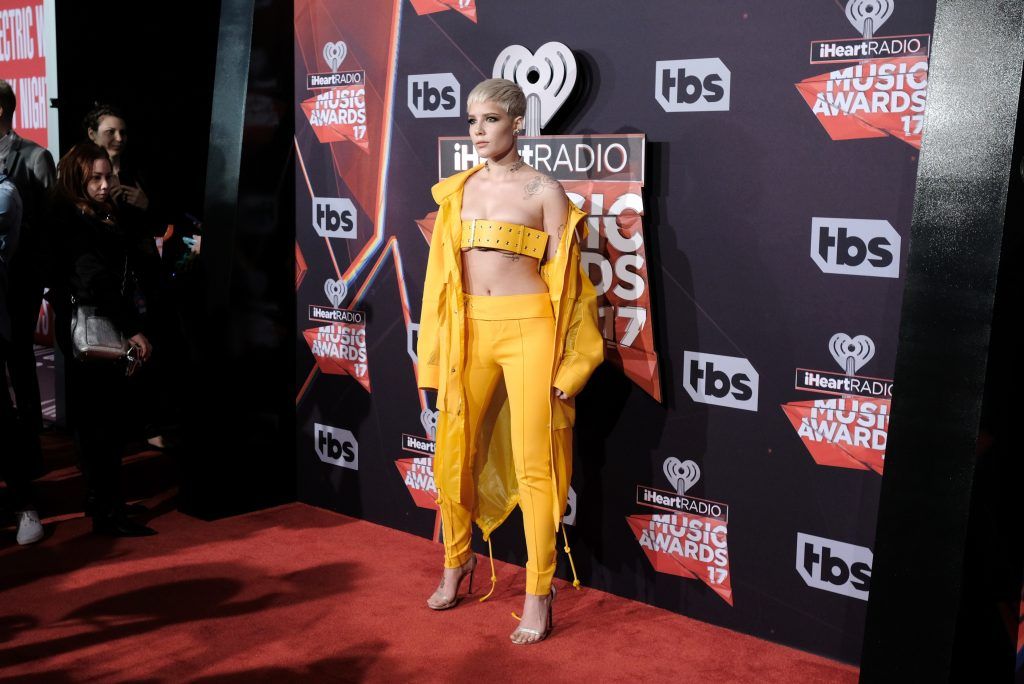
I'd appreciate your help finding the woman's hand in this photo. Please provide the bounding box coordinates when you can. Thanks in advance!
[553,387,568,400]
[129,333,152,361]
[112,183,149,210]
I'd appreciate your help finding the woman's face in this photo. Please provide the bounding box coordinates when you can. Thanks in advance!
[85,158,113,203]
[88,115,127,156]
[467,100,522,160]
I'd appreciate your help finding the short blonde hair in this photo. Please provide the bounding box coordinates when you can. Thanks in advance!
[466,78,526,120]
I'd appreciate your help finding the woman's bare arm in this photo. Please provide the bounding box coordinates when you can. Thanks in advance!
[538,176,568,263]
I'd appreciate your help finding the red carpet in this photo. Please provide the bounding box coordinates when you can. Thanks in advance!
[0,498,857,683]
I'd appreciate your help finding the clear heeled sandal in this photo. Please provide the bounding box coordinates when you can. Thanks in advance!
[426,554,477,610]
[510,586,556,645]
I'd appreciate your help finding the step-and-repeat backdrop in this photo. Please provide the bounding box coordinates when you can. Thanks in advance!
[294,0,935,662]
[0,0,50,149]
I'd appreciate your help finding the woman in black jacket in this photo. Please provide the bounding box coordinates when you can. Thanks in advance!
[84,103,182,451]
[51,142,155,536]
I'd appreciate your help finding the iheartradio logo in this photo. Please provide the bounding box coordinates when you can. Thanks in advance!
[793,333,890,399]
[493,42,577,135]
[829,333,875,375]
[324,278,347,308]
[663,457,700,495]
[562,486,577,526]
[420,409,438,441]
[845,0,893,38]
[323,41,347,72]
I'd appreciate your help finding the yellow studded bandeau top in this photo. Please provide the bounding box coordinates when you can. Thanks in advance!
[461,219,548,259]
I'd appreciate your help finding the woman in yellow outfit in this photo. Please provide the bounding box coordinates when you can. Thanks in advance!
[417,78,604,644]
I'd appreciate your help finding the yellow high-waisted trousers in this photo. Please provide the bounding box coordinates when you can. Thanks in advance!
[440,291,557,595]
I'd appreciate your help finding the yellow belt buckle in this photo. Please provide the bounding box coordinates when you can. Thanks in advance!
[469,218,477,247]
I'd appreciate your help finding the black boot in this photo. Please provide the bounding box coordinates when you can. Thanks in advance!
[92,511,157,537]
[85,493,149,518]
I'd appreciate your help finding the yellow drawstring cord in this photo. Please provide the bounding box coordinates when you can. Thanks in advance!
[479,537,497,603]
[562,524,581,589]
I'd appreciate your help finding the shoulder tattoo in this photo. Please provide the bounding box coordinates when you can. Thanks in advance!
[523,174,560,199]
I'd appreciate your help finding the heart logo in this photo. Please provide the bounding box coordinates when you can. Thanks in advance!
[323,41,347,73]
[324,278,347,308]
[492,42,577,135]
[663,457,701,495]
[845,0,893,38]
[829,333,875,375]
[562,486,577,526]
[420,409,439,441]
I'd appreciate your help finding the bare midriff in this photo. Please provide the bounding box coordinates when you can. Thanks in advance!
[460,248,547,296]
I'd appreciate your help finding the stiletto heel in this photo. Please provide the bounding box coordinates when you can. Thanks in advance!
[426,555,478,610]
[510,586,556,645]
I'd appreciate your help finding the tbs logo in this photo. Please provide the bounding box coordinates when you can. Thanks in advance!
[655,58,730,112]
[314,423,358,470]
[408,73,460,118]
[796,533,872,601]
[811,217,900,278]
[683,351,758,411]
[312,197,357,239]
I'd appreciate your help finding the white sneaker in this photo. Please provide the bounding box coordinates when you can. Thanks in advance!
[15,510,44,545]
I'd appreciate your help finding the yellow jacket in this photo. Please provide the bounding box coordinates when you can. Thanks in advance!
[417,163,604,538]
